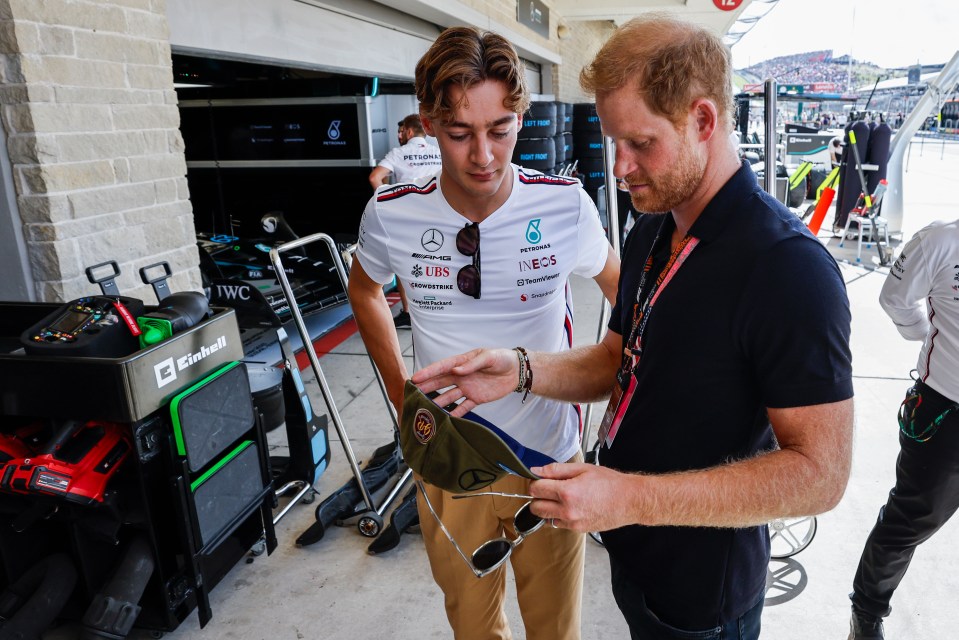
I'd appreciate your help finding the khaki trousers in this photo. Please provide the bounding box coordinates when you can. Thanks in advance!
[416,453,585,640]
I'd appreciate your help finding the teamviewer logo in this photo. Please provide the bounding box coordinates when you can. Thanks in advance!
[154,357,177,388]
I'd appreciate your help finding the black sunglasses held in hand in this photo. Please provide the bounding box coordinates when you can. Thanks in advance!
[456,222,481,299]
[416,480,545,577]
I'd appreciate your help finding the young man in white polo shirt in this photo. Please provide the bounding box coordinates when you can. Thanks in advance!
[349,26,619,640]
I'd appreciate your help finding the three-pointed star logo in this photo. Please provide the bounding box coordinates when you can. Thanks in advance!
[421,228,444,252]
[459,468,497,491]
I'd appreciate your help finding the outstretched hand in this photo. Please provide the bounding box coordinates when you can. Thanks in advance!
[411,347,518,417]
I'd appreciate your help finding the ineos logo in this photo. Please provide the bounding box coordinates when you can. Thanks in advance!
[421,229,444,252]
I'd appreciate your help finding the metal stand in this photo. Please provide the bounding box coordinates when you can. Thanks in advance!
[582,135,621,454]
[270,234,408,538]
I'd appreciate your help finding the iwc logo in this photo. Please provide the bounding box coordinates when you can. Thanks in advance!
[421,228,444,252]
[413,408,436,444]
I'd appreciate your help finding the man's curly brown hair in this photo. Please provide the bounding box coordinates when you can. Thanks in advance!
[415,26,530,124]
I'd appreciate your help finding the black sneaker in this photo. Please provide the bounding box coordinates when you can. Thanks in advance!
[393,311,411,329]
[848,611,884,640]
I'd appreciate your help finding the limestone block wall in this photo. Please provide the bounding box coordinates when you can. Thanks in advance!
[553,20,616,104]
[0,0,198,302]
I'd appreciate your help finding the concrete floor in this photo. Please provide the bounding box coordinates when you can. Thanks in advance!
[47,138,959,639]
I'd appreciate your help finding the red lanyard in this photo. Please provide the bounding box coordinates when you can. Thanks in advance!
[621,226,699,377]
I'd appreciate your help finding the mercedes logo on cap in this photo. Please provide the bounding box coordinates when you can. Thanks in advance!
[421,228,444,252]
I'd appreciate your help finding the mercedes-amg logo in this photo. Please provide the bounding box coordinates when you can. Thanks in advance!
[421,229,444,252]
[459,468,497,491]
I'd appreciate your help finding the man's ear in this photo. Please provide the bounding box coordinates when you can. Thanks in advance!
[690,98,718,142]
[516,113,523,132]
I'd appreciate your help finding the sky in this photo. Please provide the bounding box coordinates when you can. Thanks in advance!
[730,0,959,70]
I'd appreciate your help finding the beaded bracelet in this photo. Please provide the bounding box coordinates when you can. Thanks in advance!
[513,347,527,393]
[514,346,533,403]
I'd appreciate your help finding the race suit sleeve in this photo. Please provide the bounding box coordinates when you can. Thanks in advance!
[880,227,933,341]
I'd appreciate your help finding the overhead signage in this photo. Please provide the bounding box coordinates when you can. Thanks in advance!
[713,0,743,10]
[517,0,549,38]
[180,103,362,161]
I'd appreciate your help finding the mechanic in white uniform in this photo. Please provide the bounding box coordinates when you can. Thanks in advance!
[848,219,959,640]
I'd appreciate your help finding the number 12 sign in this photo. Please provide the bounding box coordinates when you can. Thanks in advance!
[713,0,742,10]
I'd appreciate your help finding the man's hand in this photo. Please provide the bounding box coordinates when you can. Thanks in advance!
[411,348,518,417]
[528,463,639,533]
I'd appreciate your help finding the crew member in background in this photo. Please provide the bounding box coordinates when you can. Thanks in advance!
[830,137,842,167]
[848,219,959,640]
[368,114,443,328]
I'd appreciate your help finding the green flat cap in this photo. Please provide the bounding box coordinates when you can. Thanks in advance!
[401,380,538,493]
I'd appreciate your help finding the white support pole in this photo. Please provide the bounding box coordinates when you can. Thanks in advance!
[884,50,959,233]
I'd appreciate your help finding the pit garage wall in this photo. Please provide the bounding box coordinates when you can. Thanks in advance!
[0,0,199,302]
[165,0,439,81]
[0,0,616,302]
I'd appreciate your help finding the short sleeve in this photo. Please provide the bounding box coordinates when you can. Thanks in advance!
[354,196,396,284]
[377,147,400,173]
[739,237,853,408]
[572,188,611,278]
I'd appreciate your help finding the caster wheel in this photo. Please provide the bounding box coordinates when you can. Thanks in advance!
[149,631,164,639]
[769,516,817,559]
[358,513,383,538]
[300,490,316,505]
[250,539,267,557]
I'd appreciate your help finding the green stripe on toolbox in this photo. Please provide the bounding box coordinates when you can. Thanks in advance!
[190,440,253,492]
[169,360,242,458]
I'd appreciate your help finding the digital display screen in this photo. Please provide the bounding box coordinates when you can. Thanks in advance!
[49,309,92,334]
[180,104,362,161]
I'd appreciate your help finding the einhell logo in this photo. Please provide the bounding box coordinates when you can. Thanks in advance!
[153,336,228,389]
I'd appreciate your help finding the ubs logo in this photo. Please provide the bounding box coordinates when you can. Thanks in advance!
[421,229,444,252]
[413,409,435,444]
[327,120,341,140]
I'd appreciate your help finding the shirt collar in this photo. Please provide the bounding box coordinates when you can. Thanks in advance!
[684,160,761,243]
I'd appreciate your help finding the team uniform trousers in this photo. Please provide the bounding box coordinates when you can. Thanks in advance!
[416,453,585,640]
[851,382,959,618]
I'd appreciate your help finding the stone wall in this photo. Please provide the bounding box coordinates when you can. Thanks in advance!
[553,20,616,103]
[0,0,197,302]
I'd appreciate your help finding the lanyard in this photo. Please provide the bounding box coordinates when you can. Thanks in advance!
[620,220,699,379]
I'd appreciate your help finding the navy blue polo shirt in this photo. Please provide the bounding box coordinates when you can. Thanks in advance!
[601,161,853,628]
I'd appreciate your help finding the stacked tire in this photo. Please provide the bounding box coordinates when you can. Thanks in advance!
[513,102,557,173]
[553,102,573,173]
[572,103,605,198]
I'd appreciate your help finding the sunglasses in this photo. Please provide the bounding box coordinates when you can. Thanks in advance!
[415,480,544,578]
[456,222,481,299]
